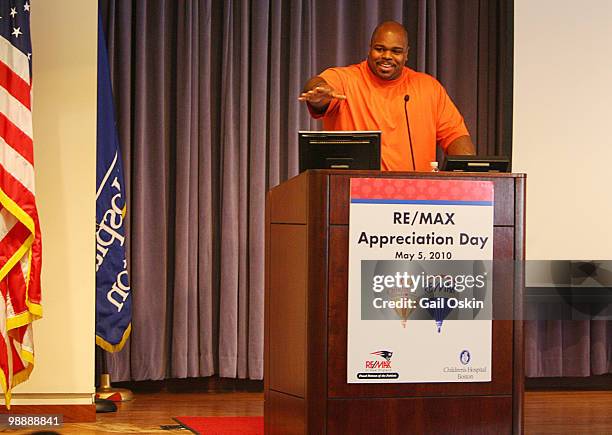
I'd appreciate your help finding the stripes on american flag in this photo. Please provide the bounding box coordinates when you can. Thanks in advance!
[0,0,42,409]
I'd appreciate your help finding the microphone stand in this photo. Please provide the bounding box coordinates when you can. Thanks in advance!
[403,95,416,171]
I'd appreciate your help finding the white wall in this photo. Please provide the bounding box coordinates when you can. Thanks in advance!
[513,1,612,262]
[6,0,98,405]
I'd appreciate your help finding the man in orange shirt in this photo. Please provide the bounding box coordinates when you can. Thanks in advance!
[298,21,475,172]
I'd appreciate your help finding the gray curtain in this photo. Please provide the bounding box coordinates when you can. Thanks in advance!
[99,0,515,381]
[526,321,612,377]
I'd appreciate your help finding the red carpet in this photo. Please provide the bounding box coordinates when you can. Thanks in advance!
[174,416,263,435]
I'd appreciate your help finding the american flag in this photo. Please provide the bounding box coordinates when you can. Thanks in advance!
[0,0,42,408]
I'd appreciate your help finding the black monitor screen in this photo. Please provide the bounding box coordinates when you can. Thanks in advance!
[441,155,510,173]
[298,131,381,173]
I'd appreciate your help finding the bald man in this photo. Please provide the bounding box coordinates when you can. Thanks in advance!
[299,21,475,172]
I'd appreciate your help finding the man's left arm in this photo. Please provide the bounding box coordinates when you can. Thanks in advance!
[432,77,477,156]
[446,134,476,155]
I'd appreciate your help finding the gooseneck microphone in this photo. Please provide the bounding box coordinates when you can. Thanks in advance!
[403,95,416,171]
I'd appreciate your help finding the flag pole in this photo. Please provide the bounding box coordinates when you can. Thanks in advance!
[95,347,133,402]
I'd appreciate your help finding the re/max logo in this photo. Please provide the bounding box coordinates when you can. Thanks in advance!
[365,361,391,369]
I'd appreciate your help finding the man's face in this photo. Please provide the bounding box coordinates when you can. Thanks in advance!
[367,29,408,80]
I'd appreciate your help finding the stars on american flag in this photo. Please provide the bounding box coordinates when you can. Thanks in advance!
[5,2,31,19]
[2,3,31,18]
[1,1,33,68]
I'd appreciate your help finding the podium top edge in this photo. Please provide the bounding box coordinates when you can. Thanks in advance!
[297,169,526,178]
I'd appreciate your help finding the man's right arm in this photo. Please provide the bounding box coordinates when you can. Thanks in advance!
[298,76,346,115]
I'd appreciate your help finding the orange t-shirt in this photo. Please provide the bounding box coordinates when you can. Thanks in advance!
[311,61,469,171]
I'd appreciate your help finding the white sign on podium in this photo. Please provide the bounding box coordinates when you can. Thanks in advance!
[347,177,494,383]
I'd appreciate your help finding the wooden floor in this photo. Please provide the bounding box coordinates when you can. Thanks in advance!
[1,392,263,434]
[1,390,610,434]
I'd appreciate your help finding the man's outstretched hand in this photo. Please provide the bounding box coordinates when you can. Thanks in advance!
[298,85,346,105]
[298,80,346,114]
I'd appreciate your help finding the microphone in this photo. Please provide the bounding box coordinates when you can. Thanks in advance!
[404,95,416,171]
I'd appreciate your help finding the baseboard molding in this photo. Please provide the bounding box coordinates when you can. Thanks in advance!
[526,374,612,391]
[112,375,264,393]
[0,393,95,422]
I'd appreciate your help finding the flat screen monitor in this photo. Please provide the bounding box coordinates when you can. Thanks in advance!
[441,155,510,173]
[298,131,381,173]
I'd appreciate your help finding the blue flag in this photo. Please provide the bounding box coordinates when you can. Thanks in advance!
[95,13,131,353]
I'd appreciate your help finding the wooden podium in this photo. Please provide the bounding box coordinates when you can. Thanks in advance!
[265,170,525,434]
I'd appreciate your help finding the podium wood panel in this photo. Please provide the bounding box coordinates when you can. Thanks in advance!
[268,225,307,397]
[327,396,513,435]
[265,170,525,434]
